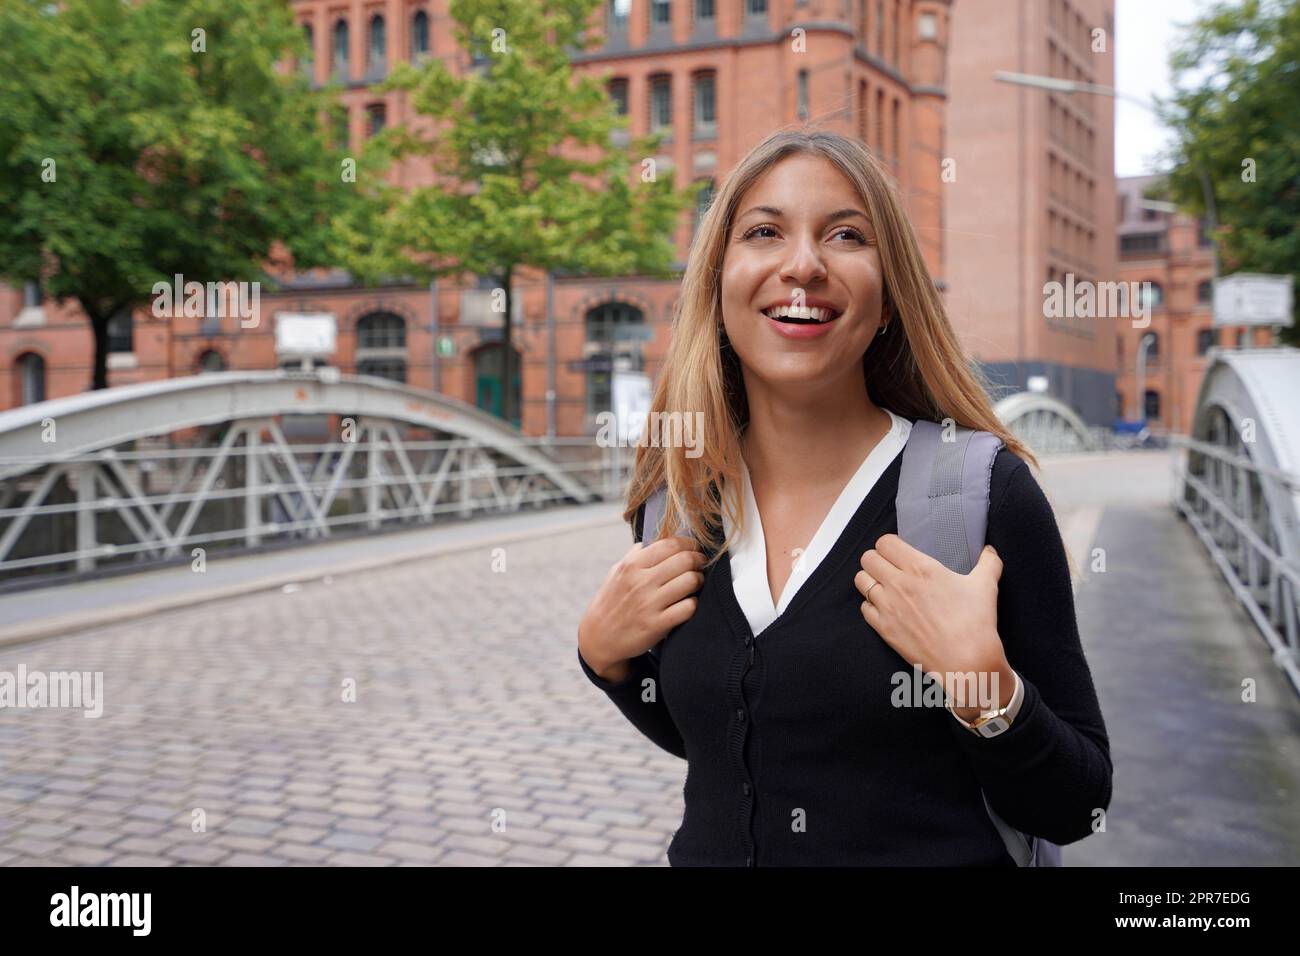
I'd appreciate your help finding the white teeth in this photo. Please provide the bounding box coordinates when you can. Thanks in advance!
[763,305,838,322]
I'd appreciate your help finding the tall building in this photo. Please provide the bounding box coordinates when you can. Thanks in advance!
[944,0,1117,425]
[1115,174,1269,437]
[1,0,954,438]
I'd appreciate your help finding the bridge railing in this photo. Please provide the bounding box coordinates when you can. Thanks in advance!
[1170,435,1300,694]
[0,433,635,586]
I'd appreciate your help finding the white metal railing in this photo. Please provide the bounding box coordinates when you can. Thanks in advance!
[0,429,634,584]
[1170,435,1300,694]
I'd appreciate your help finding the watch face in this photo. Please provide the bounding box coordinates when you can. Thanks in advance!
[976,716,1011,738]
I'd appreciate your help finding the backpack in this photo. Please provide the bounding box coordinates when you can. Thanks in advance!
[635,416,1063,867]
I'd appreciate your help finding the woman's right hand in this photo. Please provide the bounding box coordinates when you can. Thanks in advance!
[577,535,707,682]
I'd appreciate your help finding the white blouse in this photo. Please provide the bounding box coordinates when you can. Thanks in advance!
[720,407,1023,728]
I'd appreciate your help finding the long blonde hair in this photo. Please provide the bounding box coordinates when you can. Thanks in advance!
[625,126,1038,567]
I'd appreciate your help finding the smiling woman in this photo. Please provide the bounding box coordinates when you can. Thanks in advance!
[576,127,1112,867]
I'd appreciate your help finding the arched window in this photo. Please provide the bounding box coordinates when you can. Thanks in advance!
[585,302,646,424]
[332,19,349,78]
[410,10,430,58]
[368,15,386,74]
[356,312,407,383]
[107,307,134,353]
[1196,328,1218,356]
[1197,280,1213,303]
[17,352,46,405]
[1138,280,1163,310]
[198,350,226,373]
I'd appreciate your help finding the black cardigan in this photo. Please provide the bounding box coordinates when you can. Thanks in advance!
[578,446,1113,866]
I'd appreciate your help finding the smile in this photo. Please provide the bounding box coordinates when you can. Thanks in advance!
[760,305,842,324]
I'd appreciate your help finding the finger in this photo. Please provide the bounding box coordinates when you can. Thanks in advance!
[853,569,878,599]
[632,533,700,569]
[647,544,708,587]
[876,532,941,575]
[975,544,1003,580]
[860,547,902,586]
[860,597,886,635]
[658,568,706,607]
[659,594,699,630]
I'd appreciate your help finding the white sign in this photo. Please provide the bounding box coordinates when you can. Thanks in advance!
[611,371,652,446]
[1213,274,1294,328]
[275,312,337,357]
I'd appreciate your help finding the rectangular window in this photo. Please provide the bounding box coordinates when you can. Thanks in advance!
[609,78,628,115]
[652,0,671,26]
[694,74,716,135]
[650,76,671,131]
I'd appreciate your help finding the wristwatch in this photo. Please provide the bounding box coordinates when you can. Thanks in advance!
[947,671,1022,738]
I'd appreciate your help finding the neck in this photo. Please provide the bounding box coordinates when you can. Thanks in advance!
[740,371,892,493]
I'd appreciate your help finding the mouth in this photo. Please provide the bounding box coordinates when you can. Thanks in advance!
[760,305,842,325]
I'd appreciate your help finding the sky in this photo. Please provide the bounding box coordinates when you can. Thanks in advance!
[1114,0,1218,177]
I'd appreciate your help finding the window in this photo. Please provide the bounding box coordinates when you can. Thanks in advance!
[198,350,226,373]
[875,87,884,156]
[1197,280,1212,304]
[107,308,133,353]
[1143,389,1160,421]
[1196,328,1218,356]
[1139,281,1163,310]
[695,0,715,21]
[651,0,670,26]
[585,303,646,420]
[332,19,349,78]
[609,78,628,115]
[410,10,430,59]
[301,23,314,79]
[356,312,407,384]
[875,0,884,55]
[650,75,671,132]
[610,0,630,28]
[1142,331,1159,363]
[1120,233,1163,255]
[892,0,901,64]
[17,353,45,405]
[368,15,386,72]
[694,73,716,135]
[1236,328,1247,349]
[367,103,386,136]
[333,105,350,148]
[797,69,808,120]
[891,97,900,165]
[747,0,768,15]
[1198,217,1213,247]
[23,280,43,308]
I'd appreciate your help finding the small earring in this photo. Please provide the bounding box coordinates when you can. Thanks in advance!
[876,324,888,337]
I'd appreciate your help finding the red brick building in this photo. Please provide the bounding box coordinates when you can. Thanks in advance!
[944,0,1118,425]
[1114,174,1270,437]
[2,0,954,437]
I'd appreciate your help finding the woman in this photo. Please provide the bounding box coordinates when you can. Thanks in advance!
[576,128,1112,866]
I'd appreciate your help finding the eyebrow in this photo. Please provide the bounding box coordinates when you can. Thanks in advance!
[737,205,871,225]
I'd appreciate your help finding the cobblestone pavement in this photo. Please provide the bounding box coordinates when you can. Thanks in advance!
[2,451,1298,866]
[0,519,682,866]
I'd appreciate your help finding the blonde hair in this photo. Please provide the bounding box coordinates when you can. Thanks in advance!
[625,126,1038,567]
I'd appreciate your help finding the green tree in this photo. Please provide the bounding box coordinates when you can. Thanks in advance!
[336,0,699,426]
[0,0,352,388]
[1160,0,1300,345]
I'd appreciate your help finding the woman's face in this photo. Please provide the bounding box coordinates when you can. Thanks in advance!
[719,153,886,395]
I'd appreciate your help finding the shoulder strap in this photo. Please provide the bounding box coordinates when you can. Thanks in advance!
[896,419,1061,867]
[896,418,1004,575]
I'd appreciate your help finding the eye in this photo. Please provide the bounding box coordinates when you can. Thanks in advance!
[739,225,870,244]
[740,225,778,240]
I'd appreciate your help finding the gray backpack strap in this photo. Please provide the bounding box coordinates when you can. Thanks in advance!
[897,418,1061,867]
[896,418,1004,574]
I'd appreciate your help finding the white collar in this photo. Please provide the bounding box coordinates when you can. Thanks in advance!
[722,409,912,637]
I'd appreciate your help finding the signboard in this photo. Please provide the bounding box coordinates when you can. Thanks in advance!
[1213,274,1294,328]
[275,312,337,357]
[611,371,652,446]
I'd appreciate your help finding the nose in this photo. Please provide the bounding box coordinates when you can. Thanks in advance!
[778,230,827,286]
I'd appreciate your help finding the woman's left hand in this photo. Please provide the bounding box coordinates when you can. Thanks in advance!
[855,534,1011,707]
